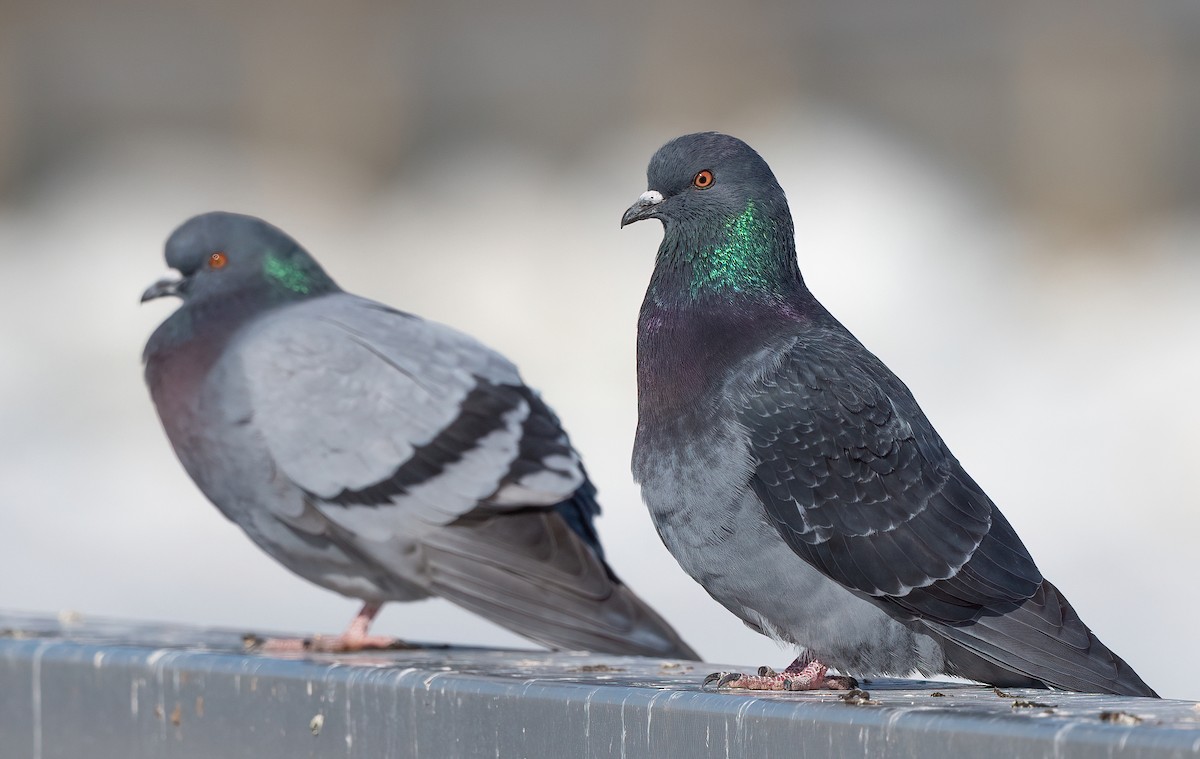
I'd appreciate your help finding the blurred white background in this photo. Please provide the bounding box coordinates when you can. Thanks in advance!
[1,1,1197,699]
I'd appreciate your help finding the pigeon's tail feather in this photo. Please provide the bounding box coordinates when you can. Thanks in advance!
[421,499,699,660]
[935,580,1157,697]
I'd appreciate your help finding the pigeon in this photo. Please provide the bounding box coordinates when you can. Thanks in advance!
[141,211,697,659]
[620,132,1156,696]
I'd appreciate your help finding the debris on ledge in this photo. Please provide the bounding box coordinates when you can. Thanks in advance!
[2,611,1196,758]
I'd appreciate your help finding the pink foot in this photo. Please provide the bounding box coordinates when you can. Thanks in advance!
[245,603,413,653]
[703,652,857,692]
[249,634,409,653]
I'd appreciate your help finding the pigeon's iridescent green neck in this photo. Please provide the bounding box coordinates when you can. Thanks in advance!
[688,201,777,298]
[262,251,336,298]
[264,253,314,294]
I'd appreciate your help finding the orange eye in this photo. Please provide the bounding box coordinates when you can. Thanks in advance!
[692,169,714,189]
[209,251,228,269]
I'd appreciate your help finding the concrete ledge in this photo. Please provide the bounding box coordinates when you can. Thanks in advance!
[1,611,1197,758]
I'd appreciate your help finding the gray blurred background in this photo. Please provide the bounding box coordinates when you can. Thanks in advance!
[2,0,1197,699]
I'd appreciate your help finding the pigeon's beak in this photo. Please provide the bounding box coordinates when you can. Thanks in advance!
[620,190,664,228]
[141,272,184,303]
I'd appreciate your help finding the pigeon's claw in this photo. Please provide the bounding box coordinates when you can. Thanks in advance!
[703,671,745,689]
[245,602,413,653]
[245,633,413,653]
[702,653,858,692]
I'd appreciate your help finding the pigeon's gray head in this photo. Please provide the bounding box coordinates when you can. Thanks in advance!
[141,211,337,306]
[622,133,801,301]
[620,132,790,232]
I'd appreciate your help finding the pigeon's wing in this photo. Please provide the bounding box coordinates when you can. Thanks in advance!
[232,294,585,538]
[735,329,1154,695]
[224,295,696,659]
[735,331,1035,609]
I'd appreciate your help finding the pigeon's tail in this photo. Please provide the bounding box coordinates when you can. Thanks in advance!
[935,580,1157,698]
[420,493,699,661]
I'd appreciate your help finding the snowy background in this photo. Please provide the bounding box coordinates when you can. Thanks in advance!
[1,1,1197,700]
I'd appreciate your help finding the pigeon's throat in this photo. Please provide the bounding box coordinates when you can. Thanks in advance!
[658,201,798,301]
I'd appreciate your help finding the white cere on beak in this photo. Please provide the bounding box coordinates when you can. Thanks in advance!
[638,190,664,205]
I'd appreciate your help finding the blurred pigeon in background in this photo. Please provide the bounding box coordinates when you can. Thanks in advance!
[621,132,1155,696]
[142,211,697,659]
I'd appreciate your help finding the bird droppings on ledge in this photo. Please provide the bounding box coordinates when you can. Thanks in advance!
[1011,699,1056,710]
[1101,711,1145,726]
[1,610,1197,759]
[569,663,625,673]
[837,688,878,706]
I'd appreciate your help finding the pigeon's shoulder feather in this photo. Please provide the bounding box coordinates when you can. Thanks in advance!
[732,327,1043,619]
[221,293,584,537]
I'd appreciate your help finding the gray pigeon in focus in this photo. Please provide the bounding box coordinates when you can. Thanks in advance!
[142,211,697,659]
[620,132,1156,696]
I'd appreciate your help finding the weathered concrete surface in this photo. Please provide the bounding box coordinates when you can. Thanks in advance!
[1,610,1197,759]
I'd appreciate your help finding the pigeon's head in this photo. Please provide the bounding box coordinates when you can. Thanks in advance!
[141,212,337,306]
[620,132,790,233]
[621,133,802,301]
